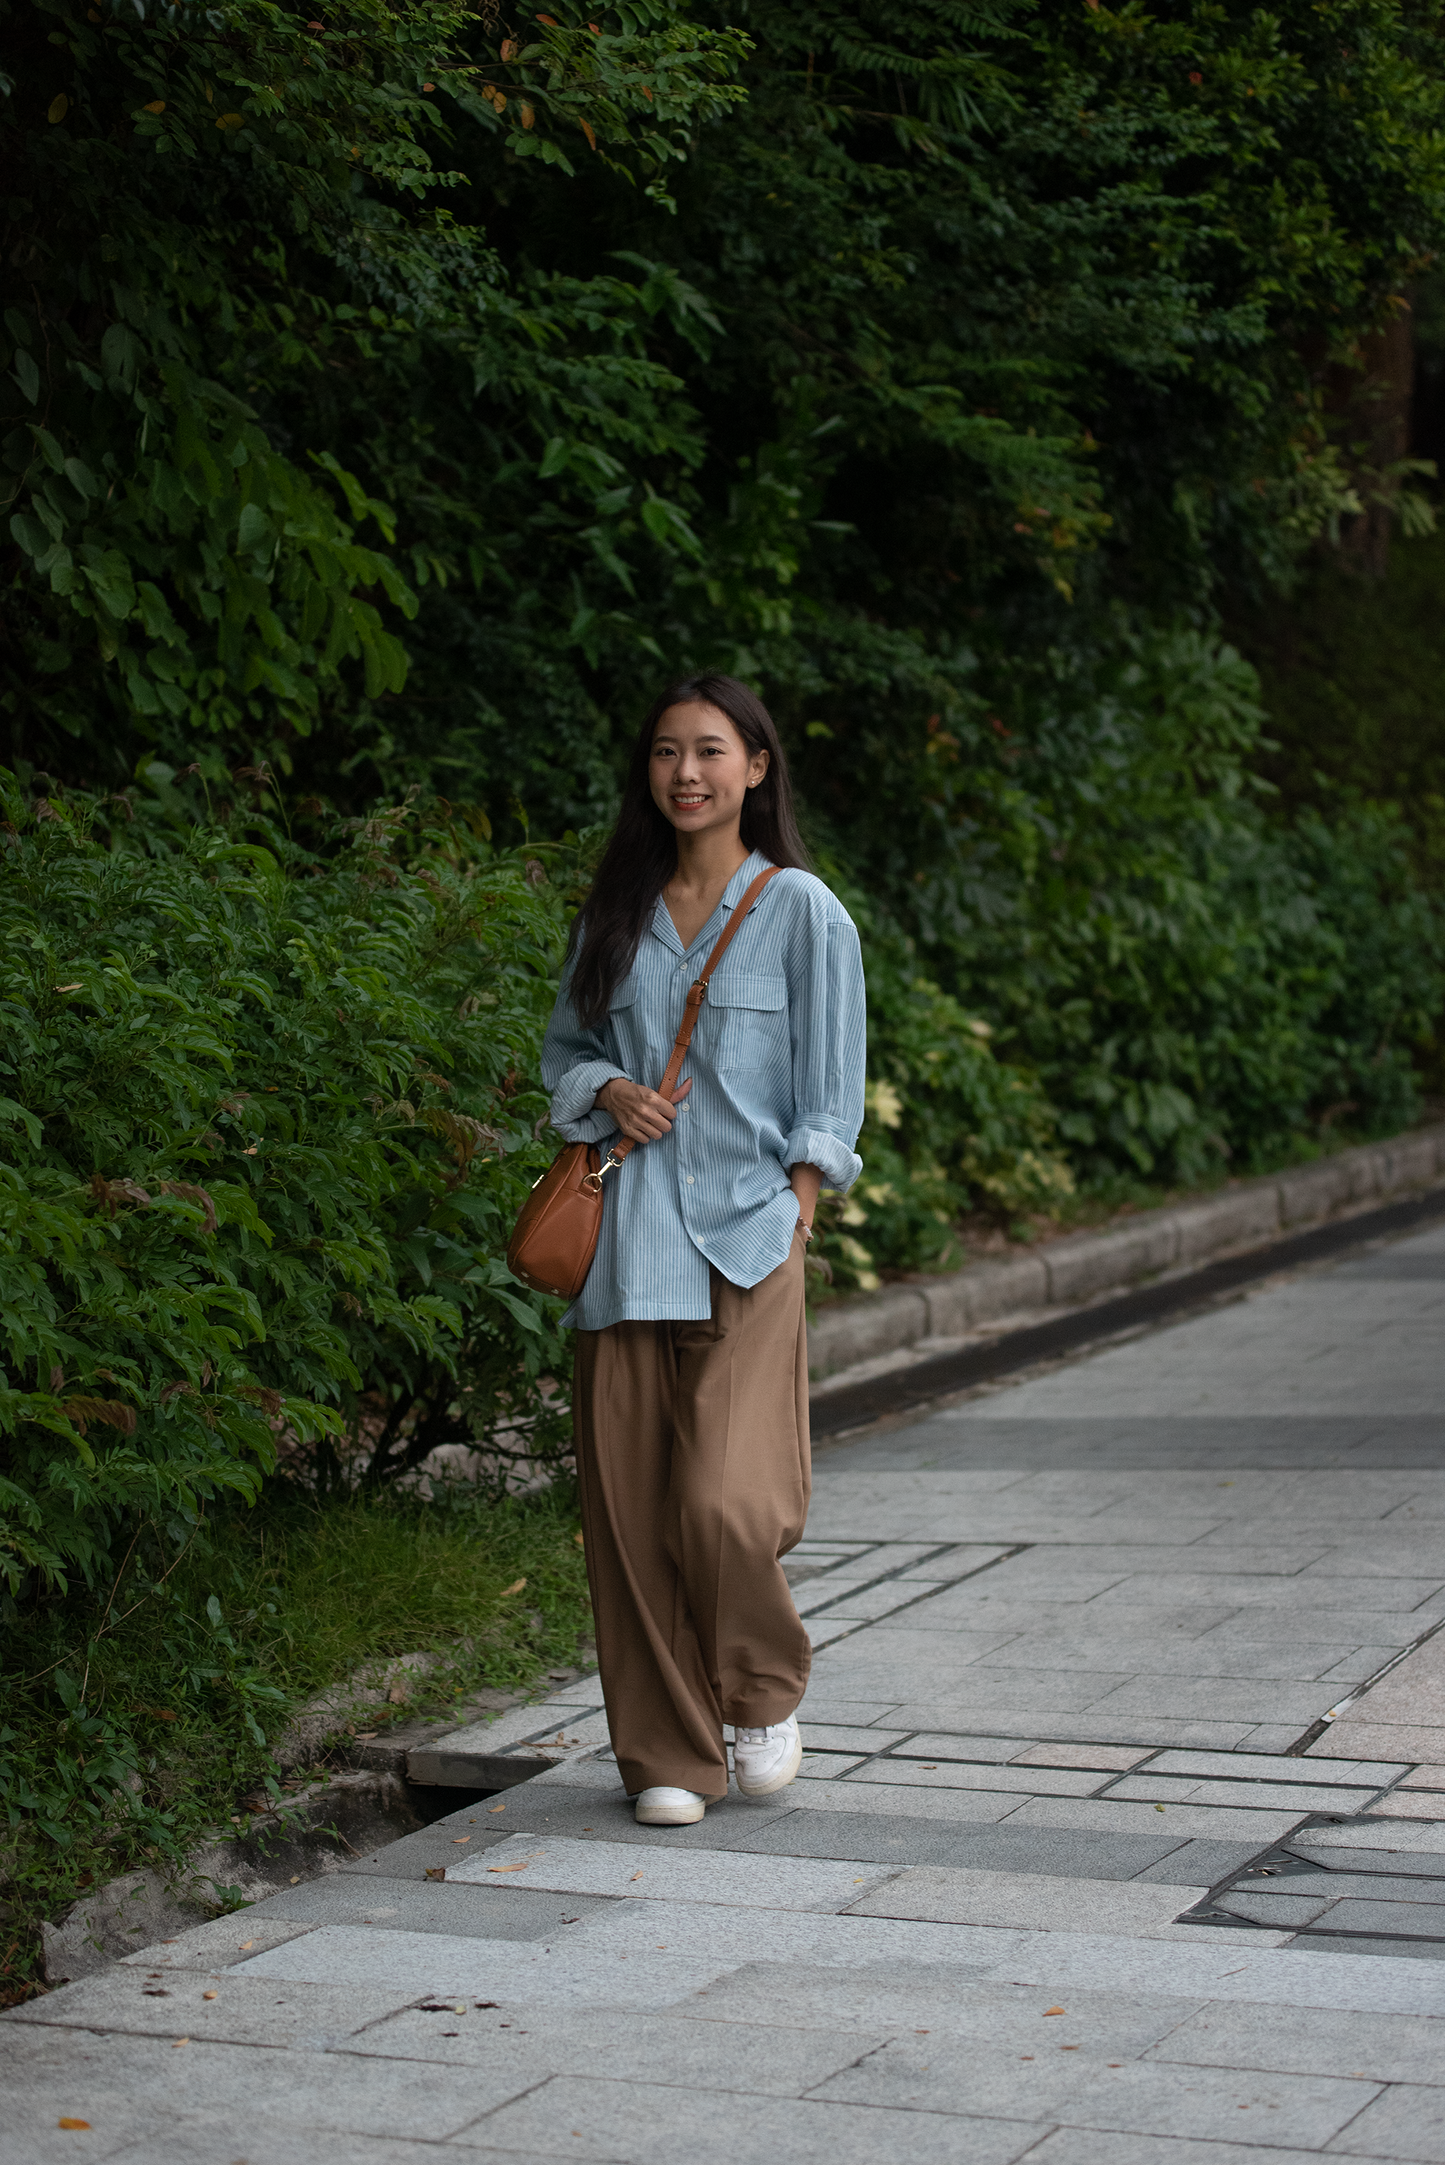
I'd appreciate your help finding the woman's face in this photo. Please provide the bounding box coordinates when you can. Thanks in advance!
[649,701,769,841]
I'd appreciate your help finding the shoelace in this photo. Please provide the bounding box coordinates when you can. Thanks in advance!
[735,1724,783,1744]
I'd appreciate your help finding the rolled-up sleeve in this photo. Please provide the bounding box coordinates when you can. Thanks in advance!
[782,904,866,1192]
[539,970,628,1144]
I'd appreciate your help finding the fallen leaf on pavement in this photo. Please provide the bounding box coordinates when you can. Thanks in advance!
[58,2120,90,2131]
[452,1836,471,1844]
[630,1870,644,1881]
[488,1803,506,1813]
[237,1940,254,1950]
[202,1991,218,2000]
[1043,2007,1066,2016]
[425,1866,447,1881]
[488,1862,529,1873]
[172,2036,189,2048]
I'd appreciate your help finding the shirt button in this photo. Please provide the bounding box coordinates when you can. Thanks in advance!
[686,1175,695,1185]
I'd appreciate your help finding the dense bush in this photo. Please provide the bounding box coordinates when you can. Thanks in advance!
[1237,525,1445,891]
[6,0,1444,1213]
[817,879,1073,1289]
[864,626,1445,1187]
[1,0,746,784]
[0,770,576,1602]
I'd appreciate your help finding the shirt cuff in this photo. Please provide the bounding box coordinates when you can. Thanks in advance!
[549,1060,628,1142]
[783,1122,863,1194]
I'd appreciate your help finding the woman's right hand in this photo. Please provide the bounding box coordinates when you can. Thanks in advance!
[596,1074,691,1143]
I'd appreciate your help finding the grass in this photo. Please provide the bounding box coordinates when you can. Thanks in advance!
[0,1476,593,2003]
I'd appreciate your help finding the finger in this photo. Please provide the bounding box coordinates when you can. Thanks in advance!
[669,1078,693,1104]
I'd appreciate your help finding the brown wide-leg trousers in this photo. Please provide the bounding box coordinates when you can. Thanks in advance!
[572,1223,812,1800]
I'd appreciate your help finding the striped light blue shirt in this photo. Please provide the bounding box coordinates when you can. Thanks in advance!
[540,850,867,1330]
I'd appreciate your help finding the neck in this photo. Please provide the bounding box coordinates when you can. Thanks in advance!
[671,825,751,894]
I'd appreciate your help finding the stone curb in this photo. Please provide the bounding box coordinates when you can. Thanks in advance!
[807,1122,1445,1385]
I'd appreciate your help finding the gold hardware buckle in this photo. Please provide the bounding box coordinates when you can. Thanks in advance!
[582,1149,625,1196]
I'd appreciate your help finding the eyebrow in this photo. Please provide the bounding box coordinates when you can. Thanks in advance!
[652,732,732,747]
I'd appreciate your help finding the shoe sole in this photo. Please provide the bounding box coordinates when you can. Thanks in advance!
[734,1728,804,1798]
[635,1800,706,1825]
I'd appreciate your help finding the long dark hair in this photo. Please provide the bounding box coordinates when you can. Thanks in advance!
[569,674,810,1028]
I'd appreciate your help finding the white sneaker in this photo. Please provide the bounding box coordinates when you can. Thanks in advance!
[733,1714,803,1797]
[634,1786,707,1825]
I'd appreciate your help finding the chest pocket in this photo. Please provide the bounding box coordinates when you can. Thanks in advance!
[705,972,788,1072]
[605,978,645,1061]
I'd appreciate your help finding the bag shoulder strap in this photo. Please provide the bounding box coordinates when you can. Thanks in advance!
[608,863,782,1167]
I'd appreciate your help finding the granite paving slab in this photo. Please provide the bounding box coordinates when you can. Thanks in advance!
[1294,1827,1445,1858]
[115,1913,317,1969]
[843,1863,1215,1939]
[457,2076,1046,2165]
[1312,1897,1445,1940]
[1021,2136,1401,2165]
[1326,2080,1445,2159]
[108,2128,494,2165]
[105,2129,532,2165]
[342,2001,887,2092]
[5,1966,418,2048]
[991,1796,1309,1842]
[1105,1775,1389,1814]
[810,2035,1378,2146]
[9,1207,1445,2160]
[1215,1891,1338,1927]
[1145,1999,1445,2082]
[238,1870,620,1940]
[2,2026,514,2143]
[1147,1751,1408,1785]
[847,1758,1106,1796]
[447,1836,896,1911]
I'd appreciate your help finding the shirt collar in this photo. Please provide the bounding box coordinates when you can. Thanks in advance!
[721,848,773,913]
[648,848,773,960]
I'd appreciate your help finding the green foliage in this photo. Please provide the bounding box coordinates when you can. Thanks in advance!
[1235,525,1445,886]
[1,1478,592,1999]
[0,770,577,1600]
[2,0,745,779]
[816,878,1072,1289]
[830,625,1445,1191]
[7,0,1445,1985]
[427,0,1445,826]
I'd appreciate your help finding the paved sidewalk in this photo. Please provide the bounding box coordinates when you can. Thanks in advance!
[7,1217,1445,2163]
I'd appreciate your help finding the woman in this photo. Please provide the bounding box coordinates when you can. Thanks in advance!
[540,674,866,1827]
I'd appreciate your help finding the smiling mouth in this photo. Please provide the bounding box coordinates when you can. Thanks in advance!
[672,794,708,808]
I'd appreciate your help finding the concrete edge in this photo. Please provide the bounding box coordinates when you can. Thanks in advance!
[806,1123,1445,1385]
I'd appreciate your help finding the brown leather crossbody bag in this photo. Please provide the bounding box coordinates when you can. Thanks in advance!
[506,865,782,1300]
